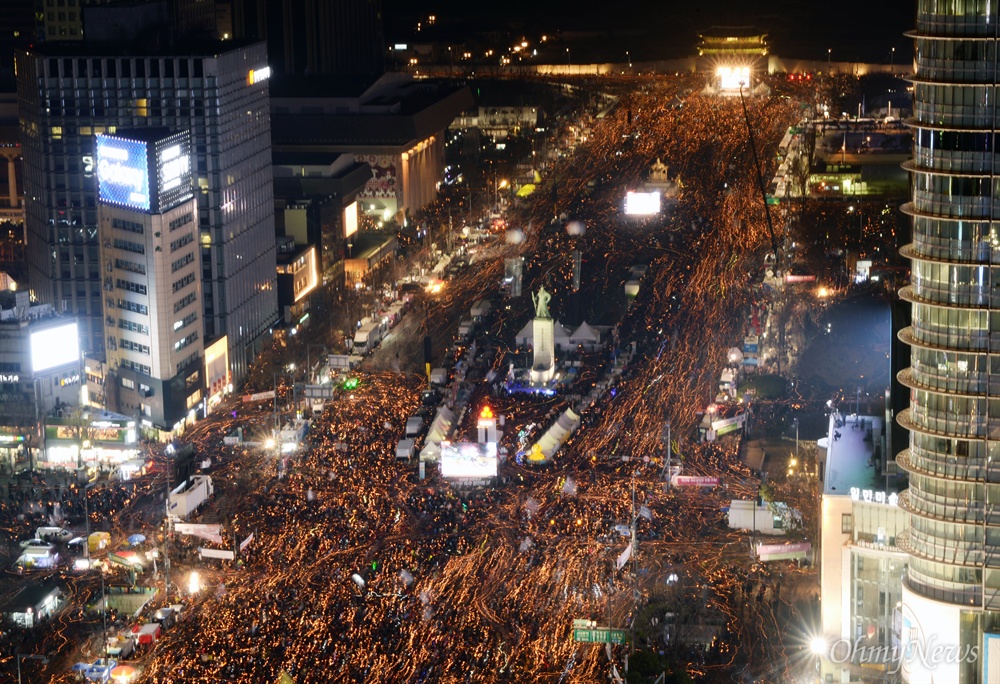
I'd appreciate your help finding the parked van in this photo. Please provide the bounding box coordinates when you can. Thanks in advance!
[105,635,135,659]
[405,415,424,437]
[396,438,416,461]
[36,527,73,543]
[133,622,161,645]
[153,607,176,629]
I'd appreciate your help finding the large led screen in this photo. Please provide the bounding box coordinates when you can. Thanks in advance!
[624,191,661,215]
[96,135,150,211]
[440,442,498,479]
[30,323,80,373]
[154,132,194,212]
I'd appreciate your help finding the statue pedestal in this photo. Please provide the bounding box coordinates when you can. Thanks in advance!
[530,316,555,385]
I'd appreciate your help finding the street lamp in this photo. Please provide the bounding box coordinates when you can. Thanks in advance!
[495,178,508,210]
[890,47,895,70]
[566,47,571,66]
[827,48,832,71]
[83,480,99,565]
[793,417,800,460]
[17,654,49,684]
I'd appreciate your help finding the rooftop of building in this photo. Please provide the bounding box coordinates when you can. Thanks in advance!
[347,231,397,259]
[102,127,179,143]
[268,74,380,101]
[45,407,134,425]
[4,583,60,611]
[698,26,768,39]
[822,411,884,496]
[271,150,351,168]
[18,37,260,59]
[270,75,474,147]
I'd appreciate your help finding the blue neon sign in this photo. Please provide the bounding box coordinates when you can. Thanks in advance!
[96,135,150,212]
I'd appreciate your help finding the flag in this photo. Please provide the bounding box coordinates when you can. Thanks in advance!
[616,543,632,571]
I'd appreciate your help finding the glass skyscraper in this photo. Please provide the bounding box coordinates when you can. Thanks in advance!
[15,40,278,383]
[896,1,1000,681]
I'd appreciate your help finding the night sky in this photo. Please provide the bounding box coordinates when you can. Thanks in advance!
[382,0,915,63]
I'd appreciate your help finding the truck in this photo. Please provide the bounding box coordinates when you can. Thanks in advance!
[396,438,416,460]
[353,322,382,355]
[15,546,59,570]
[430,368,448,387]
[405,415,425,437]
[36,526,73,543]
[167,475,214,520]
[105,634,135,659]
[111,459,149,481]
[133,622,161,646]
[470,299,492,321]
[457,319,475,341]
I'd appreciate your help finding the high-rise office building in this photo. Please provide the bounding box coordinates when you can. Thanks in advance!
[95,128,206,432]
[233,0,384,80]
[896,3,1000,682]
[16,39,278,383]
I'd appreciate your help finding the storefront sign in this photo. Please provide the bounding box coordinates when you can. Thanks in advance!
[849,487,898,506]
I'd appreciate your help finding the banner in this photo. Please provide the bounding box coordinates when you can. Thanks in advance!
[616,543,632,571]
[671,475,720,487]
[239,533,254,552]
[639,505,653,520]
[198,547,235,560]
[756,542,811,561]
[242,390,276,403]
[174,523,223,544]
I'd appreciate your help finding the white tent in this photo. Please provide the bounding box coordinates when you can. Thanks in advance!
[569,321,601,347]
[530,408,582,461]
[420,406,455,462]
[515,320,573,349]
[515,320,533,347]
[555,322,572,349]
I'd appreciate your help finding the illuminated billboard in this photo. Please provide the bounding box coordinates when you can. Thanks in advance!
[97,130,193,213]
[30,322,80,373]
[440,441,498,479]
[96,135,150,211]
[344,201,358,238]
[154,131,194,212]
[624,191,661,215]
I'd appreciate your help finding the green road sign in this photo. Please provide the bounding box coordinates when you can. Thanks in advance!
[573,628,627,644]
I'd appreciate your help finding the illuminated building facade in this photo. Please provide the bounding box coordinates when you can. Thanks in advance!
[270,75,473,221]
[817,412,908,681]
[696,26,768,59]
[96,129,206,434]
[15,40,278,384]
[0,298,83,470]
[895,2,1000,682]
[275,238,319,328]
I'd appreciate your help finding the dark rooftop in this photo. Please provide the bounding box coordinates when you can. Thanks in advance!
[4,583,60,611]
[698,26,767,38]
[19,38,259,59]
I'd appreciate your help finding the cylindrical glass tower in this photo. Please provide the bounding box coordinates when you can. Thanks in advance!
[896,1,1000,681]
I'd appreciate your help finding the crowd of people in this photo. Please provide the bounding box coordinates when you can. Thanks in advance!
[1,74,826,684]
